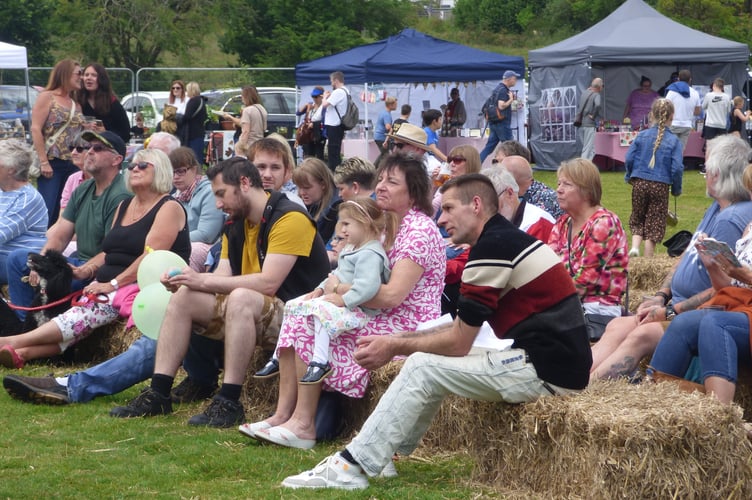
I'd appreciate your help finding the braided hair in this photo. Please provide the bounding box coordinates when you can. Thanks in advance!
[648,98,674,168]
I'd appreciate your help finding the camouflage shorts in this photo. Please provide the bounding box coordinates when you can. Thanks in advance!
[192,293,284,352]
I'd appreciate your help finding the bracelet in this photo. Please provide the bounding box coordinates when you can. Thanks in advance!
[654,291,671,305]
[665,304,676,320]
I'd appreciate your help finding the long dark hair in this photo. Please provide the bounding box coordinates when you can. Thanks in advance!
[76,63,115,115]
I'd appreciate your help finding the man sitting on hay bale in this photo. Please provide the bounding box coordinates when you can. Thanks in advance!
[280,174,592,490]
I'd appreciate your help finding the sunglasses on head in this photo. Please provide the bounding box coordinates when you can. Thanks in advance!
[68,144,90,153]
[447,156,466,163]
[127,161,152,171]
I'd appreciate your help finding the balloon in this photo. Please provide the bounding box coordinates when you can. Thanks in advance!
[137,250,187,288]
[131,283,172,339]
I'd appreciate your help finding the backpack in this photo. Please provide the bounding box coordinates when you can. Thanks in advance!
[483,86,504,123]
[335,90,359,130]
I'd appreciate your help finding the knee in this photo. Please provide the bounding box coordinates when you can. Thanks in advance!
[225,288,261,317]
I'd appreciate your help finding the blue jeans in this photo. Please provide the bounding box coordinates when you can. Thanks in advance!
[6,249,87,321]
[188,136,205,165]
[67,335,157,403]
[650,309,752,384]
[36,158,79,227]
[479,121,512,163]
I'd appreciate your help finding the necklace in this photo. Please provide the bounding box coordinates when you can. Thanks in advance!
[130,196,161,222]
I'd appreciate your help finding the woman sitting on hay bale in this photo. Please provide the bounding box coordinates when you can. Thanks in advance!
[547,158,628,342]
[591,135,752,381]
[649,162,752,409]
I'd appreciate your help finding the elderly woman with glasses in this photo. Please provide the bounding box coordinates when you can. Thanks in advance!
[0,149,191,369]
[0,140,48,286]
[168,147,224,271]
[623,76,659,130]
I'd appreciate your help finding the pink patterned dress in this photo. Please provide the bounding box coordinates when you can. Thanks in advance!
[276,208,445,397]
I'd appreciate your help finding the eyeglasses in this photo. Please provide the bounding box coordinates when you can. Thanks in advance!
[173,167,189,177]
[69,144,90,153]
[491,159,500,164]
[447,156,466,163]
[74,70,83,76]
[127,161,153,171]
[172,86,182,90]
[89,143,115,154]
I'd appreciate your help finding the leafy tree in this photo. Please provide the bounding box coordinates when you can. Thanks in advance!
[657,0,752,44]
[454,0,547,34]
[52,0,212,71]
[218,0,417,67]
[0,0,56,65]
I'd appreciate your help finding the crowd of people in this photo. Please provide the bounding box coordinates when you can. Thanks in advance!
[3,65,752,492]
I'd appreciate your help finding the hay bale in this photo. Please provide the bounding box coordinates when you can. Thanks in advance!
[628,255,675,291]
[467,380,752,498]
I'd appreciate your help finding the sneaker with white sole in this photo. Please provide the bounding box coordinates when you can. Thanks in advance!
[281,452,369,490]
[628,247,640,257]
[379,460,398,478]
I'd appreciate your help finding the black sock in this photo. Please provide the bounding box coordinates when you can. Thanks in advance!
[218,383,242,401]
[151,374,174,398]
[340,448,360,467]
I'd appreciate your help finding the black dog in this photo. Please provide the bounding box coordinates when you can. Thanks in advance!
[0,251,73,336]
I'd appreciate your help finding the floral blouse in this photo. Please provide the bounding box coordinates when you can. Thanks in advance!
[548,207,628,307]
[43,98,83,161]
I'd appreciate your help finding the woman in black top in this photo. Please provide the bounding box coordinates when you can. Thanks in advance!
[77,63,131,143]
[0,149,190,369]
[178,81,208,164]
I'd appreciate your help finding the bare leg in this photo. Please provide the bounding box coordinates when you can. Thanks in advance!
[591,321,665,381]
[263,347,299,426]
[0,320,63,350]
[590,316,639,372]
[630,235,643,255]
[273,353,321,440]
[644,240,656,258]
[14,343,62,363]
[153,287,217,377]
[222,289,263,385]
[705,376,736,404]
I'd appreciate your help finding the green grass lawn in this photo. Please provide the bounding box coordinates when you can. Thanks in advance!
[0,168,714,497]
[535,168,710,254]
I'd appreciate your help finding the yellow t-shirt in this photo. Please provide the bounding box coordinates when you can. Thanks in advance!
[220,211,315,275]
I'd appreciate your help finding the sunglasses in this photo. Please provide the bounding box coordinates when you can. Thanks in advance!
[127,161,153,171]
[394,143,406,149]
[68,144,90,153]
[89,143,115,154]
[491,159,500,165]
[447,156,466,163]
[172,167,189,177]
[172,86,182,90]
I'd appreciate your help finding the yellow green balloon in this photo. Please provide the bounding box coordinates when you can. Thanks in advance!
[132,283,172,339]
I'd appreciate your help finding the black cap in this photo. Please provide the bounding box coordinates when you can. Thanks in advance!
[81,130,126,157]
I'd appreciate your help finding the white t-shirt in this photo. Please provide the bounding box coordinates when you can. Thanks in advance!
[667,88,701,127]
[324,87,348,127]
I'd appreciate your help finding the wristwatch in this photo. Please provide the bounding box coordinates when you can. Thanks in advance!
[110,278,119,291]
[665,304,676,320]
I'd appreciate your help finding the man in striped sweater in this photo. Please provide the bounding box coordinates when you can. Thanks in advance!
[281,173,592,491]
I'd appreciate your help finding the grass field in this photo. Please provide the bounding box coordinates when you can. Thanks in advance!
[0,168,715,497]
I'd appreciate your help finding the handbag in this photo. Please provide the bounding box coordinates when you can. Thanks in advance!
[584,313,613,342]
[663,230,693,257]
[666,196,679,227]
[573,91,595,128]
[295,119,314,145]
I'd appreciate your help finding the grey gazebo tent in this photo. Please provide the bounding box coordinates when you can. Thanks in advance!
[527,0,749,169]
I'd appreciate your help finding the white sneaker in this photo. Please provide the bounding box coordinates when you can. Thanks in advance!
[379,460,398,478]
[628,247,640,257]
[281,452,369,490]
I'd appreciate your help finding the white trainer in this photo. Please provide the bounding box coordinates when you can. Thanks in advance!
[379,460,398,478]
[628,247,640,257]
[281,452,369,490]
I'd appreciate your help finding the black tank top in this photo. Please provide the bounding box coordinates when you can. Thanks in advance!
[97,195,191,282]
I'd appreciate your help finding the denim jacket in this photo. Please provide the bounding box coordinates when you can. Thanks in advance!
[624,126,683,196]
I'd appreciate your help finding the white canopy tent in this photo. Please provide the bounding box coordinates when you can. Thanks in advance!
[0,41,28,69]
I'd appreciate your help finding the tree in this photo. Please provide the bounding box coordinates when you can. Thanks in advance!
[52,0,212,71]
[218,0,417,67]
[0,0,56,65]
[454,0,547,34]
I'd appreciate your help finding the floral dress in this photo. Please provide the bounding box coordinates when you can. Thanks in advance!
[548,207,628,308]
[276,208,445,398]
[43,99,83,161]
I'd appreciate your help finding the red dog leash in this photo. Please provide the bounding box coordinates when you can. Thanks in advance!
[4,291,107,312]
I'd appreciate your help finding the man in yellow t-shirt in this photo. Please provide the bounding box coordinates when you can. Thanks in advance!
[111,153,330,427]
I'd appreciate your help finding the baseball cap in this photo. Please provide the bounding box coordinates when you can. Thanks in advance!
[311,88,324,97]
[81,130,127,157]
[503,70,521,79]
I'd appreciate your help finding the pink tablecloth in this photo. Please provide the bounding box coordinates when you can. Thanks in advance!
[594,131,705,169]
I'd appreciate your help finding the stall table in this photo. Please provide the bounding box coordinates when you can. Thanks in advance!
[594,130,705,170]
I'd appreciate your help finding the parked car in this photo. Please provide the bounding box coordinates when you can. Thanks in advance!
[0,85,39,140]
[120,91,172,129]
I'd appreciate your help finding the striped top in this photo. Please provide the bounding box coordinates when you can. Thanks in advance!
[0,183,48,258]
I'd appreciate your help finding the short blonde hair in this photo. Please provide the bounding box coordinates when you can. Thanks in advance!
[186,81,201,98]
[385,96,397,106]
[125,149,174,194]
[558,158,602,206]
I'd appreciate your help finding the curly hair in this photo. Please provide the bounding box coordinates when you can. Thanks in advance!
[648,98,674,168]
